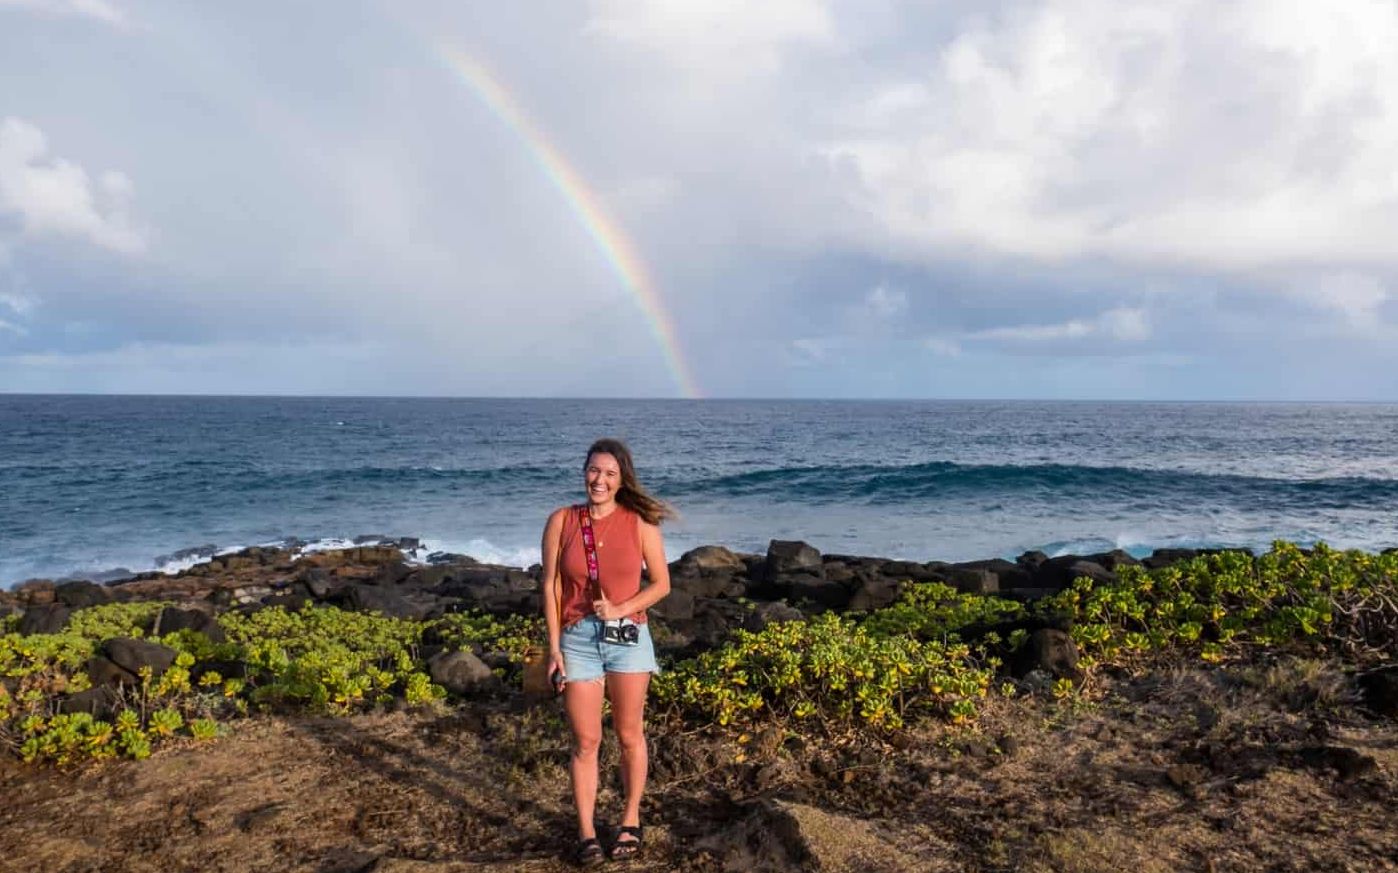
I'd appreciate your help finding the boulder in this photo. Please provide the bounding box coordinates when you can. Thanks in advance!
[346,584,431,620]
[676,600,750,651]
[1358,666,1398,718]
[86,655,138,687]
[102,638,177,678]
[372,561,414,586]
[14,579,56,606]
[671,573,739,599]
[54,580,112,609]
[1032,557,1116,590]
[764,540,823,580]
[743,601,804,633]
[675,545,746,574]
[953,559,1031,590]
[650,588,696,622]
[428,650,495,696]
[18,603,71,635]
[261,590,313,611]
[1089,549,1141,571]
[1011,629,1082,681]
[947,567,998,594]
[1143,548,1200,570]
[847,576,904,611]
[56,686,123,719]
[154,606,227,643]
[821,562,855,584]
[1017,550,1050,570]
[785,574,851,610]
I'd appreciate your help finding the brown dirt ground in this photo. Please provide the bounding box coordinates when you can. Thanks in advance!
[1,654,1395,873]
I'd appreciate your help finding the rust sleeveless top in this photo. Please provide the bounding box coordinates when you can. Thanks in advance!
[558,505,647,628]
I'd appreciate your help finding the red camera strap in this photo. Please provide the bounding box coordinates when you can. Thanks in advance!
[577,505,602,600]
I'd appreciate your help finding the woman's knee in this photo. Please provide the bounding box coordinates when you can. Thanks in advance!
[613,724,647,755]
[572,729,603,757]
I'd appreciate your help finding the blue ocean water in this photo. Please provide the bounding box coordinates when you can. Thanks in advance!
[2,395,1397,587]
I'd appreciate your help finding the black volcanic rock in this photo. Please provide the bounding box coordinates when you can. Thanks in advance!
[18,603,70,635]
[155,606,226,643]
[54,580,112,609]
[102,638,177,678]
[764,540,823,580]
[1012,629,1082,681]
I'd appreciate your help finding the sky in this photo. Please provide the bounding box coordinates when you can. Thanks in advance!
[1,0,1397,400]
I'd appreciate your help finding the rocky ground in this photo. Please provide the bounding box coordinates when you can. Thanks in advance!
[2,541,1397,871]
[2,652,1394,872]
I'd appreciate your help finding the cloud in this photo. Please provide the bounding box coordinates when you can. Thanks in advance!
[1286,272,1388,327]
[944,306,1152,347]
[0,118,146,254]
[586,0,834,80]
[0,0,124,26]
[819,0,1398,270]
[863,284,907,320]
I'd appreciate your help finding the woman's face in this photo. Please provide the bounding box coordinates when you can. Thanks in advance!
[584,452,622,506]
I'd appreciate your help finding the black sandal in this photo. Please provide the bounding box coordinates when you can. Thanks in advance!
[609,825,644,861]
[574,837,604,867]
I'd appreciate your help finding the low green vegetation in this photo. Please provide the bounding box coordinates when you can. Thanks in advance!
[1,603,543,765]
[2,541,1394,765]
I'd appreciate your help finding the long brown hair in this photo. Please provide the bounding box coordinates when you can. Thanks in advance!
[585,438,674,526]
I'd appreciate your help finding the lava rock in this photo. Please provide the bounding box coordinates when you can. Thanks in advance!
[743,601,804,633]
[764,540,823,580]
[154,606,227,643]
[1358,666,1398,718]
[650,588,696,621]
[102,638,177,678]
[428,650,495,696]
[54,580,112,609]
[18,603,71,635]
[1011,628,1082,681]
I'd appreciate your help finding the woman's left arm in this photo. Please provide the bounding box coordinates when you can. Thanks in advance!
[610,519,670,616]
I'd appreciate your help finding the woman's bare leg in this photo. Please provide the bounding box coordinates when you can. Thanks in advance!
[606,671,651,832]
[564,678,607,838]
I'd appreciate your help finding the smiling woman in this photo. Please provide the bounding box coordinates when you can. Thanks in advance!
[538,437,674,865]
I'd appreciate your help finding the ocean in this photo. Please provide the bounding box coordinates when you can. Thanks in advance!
[2,395,1396,587]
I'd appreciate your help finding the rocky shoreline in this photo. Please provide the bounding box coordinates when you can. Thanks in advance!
[0,536,1247,656]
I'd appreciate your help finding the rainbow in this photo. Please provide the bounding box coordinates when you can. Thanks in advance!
[437,47,702,399]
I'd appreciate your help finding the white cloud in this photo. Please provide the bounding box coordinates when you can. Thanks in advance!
[0,0,124,26]
[0,291,34,315]
[586,0,833,80]
[863,284,907,320]
[0,117,146,253]
[923,336,962,357]
[1287,272,1388,327]
[0,318,25,335]
[962,306,1152,345]
[816,1,1398,269]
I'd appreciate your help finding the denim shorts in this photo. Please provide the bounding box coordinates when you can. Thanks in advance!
[561,616,659,682]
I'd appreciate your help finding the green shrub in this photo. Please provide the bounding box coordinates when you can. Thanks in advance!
[653,612,992,732]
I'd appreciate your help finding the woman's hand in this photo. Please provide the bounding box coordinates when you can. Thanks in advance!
[547,650,566,691]
[593,595,623,621]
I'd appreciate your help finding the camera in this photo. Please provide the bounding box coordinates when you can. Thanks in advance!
[602,618,640,646]
[550,665,566,694]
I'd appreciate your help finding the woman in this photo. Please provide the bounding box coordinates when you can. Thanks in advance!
[540,438,672,866]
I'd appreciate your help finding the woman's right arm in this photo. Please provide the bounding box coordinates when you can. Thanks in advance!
[540,507,567,678]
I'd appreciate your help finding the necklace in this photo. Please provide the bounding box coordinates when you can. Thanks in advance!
[590,507,619,548]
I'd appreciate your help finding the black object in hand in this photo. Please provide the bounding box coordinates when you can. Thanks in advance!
[550,666,565,694]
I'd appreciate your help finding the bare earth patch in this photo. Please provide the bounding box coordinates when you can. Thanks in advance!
[2,655,1395,872]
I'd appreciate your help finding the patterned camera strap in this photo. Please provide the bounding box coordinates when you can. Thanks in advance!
[577,504,603,601]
